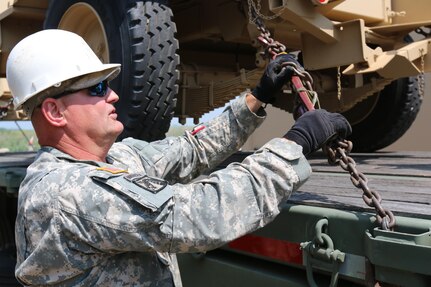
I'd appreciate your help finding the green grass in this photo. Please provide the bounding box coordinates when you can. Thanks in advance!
[0,129,39,152]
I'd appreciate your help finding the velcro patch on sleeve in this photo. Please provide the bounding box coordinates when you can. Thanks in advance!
[90,172,173,212]
[125,174,167,194]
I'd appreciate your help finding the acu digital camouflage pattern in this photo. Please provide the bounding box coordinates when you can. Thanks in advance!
[14,94,312,286]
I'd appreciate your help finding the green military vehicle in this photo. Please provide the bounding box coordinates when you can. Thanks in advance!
[1,0,431,286]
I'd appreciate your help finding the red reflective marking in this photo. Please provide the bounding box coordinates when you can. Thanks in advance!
[228,234,303,265]
[191,125,205,135]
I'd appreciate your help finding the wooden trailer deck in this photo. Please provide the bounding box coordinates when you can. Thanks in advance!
[222,151,431,220]
[296,151,431,220]
[2,150,431,220]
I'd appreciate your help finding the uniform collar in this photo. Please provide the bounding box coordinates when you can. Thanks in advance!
[39,146,118,167]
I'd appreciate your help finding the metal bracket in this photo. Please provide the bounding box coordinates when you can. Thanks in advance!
[300,218,345,287]
[365,226,431,286]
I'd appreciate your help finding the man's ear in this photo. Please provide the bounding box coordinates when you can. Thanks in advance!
[40,98,66,127]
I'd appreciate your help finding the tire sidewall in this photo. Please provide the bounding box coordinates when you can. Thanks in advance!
[344,77,422,152]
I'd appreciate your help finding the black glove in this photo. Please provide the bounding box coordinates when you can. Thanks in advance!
[252,53,303,104]
[284,109,352,156]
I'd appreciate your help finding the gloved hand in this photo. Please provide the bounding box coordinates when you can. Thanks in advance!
[251,53,303,104]
[284,109,352,156]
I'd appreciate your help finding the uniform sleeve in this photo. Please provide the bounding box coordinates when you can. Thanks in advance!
[165,138,311,252]
[56,138,311,254]
[121,93,266,183]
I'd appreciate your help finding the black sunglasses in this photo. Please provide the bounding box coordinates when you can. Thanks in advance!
[53,81,109,99]
[88,81,109,97]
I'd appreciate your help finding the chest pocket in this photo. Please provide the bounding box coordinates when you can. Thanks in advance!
[89,170,173,212]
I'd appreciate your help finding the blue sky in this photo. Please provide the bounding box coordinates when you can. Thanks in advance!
[0,121,34,130]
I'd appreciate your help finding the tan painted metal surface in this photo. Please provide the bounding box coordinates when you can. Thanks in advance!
[242,73,431,152]
[0,0,430,147]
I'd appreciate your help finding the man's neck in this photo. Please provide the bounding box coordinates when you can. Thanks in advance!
[54,139,112,162]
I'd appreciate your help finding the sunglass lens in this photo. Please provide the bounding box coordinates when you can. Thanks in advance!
[89,81,108,97]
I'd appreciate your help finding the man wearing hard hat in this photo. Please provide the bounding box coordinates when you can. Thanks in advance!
[7,29,351,286]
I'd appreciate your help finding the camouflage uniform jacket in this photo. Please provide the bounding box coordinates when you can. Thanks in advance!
[15,94,312,286]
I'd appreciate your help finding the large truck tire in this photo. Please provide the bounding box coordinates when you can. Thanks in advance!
[44,0,180,142]
[343,77,422,152]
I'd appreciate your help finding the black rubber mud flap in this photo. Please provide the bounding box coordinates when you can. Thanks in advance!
[343,77,422,152]
[44,0,180,141]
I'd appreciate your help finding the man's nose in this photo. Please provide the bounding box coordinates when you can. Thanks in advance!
[106,88,119,103]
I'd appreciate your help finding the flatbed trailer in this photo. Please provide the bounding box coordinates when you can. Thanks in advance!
[295,151,431,219]
[1,151,431,286]
[178,151,431,287]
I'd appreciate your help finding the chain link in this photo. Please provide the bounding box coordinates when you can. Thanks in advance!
[336,66,345,109]
[336,66,341,100]
[419,49,426,98]
[248,6,396,230]
[414,28,428,99]
[247,0,286,59]
[247,0,286,22]
[323,141,396,230]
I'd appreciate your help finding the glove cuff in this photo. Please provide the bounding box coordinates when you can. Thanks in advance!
[284,129,311,156]
[251,86,265,104]
[251,86,276,104]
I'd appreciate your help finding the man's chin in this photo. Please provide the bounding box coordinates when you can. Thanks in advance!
[114,124,124,137]
[108,121,124,140]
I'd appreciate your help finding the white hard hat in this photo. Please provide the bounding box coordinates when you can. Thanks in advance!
[6,29,121,116]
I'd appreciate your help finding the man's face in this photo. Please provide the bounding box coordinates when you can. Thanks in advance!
[60,85,124,143]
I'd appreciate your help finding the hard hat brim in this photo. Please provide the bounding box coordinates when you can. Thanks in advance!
[19,64,121,117]
[66,64,121,93]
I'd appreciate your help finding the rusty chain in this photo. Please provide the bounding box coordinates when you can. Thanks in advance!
[248,2,396,230]
[323,141,396,230]
[247,0,286,59]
